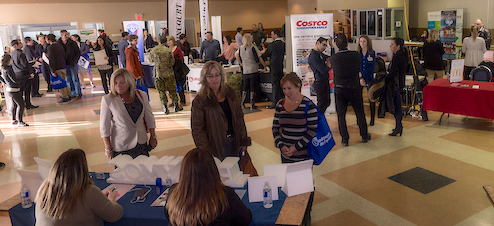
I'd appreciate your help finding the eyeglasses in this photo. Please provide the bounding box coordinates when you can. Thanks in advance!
[206,73,221,79]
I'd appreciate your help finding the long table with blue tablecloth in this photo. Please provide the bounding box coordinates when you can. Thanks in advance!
[9,173,288,226]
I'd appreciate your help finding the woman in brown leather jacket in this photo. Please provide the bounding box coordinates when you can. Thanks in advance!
[191,61,251,161]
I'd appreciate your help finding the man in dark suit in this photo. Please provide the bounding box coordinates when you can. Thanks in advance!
[262,29,285,109]
[330,35,371,147]
[308,37,335,114]
[10,39,38,109]
[36,34,52,92]
[23,37,43,98]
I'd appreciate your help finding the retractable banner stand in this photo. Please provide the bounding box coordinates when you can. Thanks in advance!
[168,0,185,39]
[199,0,210,42]
[123,21,144,62]
[211,16,223,51]
[290,13,334,113]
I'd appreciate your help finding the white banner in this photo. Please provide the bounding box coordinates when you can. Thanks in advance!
[77,29,97,43]
[123,21,144,62]
[199,0,210,42]
[168,0,185,39]
[290,14,334,113]
[211,16,223,52]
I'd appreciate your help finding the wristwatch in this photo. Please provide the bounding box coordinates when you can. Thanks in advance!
[105,149,113,153]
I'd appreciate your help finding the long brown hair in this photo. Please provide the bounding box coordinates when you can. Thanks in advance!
[357,35,373,53]
[1,54,11,70]
[36,149,93,219]
[471,25,479,41]
[198,61,228,99]
[166,148,228,226]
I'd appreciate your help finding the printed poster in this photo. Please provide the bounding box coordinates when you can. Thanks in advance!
[123,21,144,62]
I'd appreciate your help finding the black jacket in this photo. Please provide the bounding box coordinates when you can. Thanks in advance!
[330,49,361,87]
[58,38,81,66]
[423,41,445,70]
[262,39,285,67]
[10,49,34,77]
[388,49,408,91]
[165,185,252,226]
[1,66,23,89]
[308,48,334,81]
[47,42,66,71]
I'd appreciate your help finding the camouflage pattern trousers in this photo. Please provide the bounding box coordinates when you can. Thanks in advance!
[155,76,178,105]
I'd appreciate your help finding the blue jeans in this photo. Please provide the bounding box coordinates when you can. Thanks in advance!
[66,64,81,96]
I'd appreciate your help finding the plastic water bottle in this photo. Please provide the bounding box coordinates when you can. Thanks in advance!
[20,184,33,209]
[263,181,273,208]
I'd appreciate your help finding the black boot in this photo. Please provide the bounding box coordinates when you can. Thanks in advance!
[174,102,183,112]
[249,92,257,110]
[164,105,170,115]
[370,102,376,126]
[389,128,403,136]
[241,91,247,108]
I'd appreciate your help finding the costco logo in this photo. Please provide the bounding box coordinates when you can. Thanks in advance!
[296,21,328,29]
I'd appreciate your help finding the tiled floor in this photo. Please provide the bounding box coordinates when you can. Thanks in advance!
[1,69,494,225]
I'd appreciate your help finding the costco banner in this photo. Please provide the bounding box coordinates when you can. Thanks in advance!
[199,0,210,42]
[168,0,185,39]
[290,13,334,112]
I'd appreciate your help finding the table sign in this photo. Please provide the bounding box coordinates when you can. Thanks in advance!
[450,59,464,82]
[247,176,279,203]
[283,160,314,197]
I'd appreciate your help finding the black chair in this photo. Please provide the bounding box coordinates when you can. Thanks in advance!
[470,65,493,81]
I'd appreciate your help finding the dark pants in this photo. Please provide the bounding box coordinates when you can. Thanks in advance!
[335,87,368,141]
[112,143,150,159]
[31,73,41,95]
[313,80,330,113]
[177,78,186,104]
[393,90,403,130]
[243,73,259,96]
[99,68,114,94]
[40,62,52,91]
[9,91,25,122]
[21,79,33,107]
[224,137,236,160]
[464,66,475,80]
[271,65,284,105]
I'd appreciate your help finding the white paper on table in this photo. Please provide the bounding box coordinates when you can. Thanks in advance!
[247,176,278,203]
[263,164,287,188]
[472,85,480,89]
[283,160,314,197]
[17,170,44,200]
[235,189,247,200]
[42,53,49,65]
[93,50,108,66]
[102,184,135,201]
[151,188,170,206]
[34,157,52,179]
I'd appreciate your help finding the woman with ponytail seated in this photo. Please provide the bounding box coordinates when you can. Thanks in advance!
[165,148,252,226]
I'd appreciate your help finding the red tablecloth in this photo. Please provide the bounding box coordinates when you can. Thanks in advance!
[423,78,494,120]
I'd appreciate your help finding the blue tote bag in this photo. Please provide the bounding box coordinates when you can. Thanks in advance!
[135,78,149,101]
[305,100,336,165]
[50,74,67,90]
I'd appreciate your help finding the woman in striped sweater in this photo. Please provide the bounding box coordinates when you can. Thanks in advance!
[272,72,318,163]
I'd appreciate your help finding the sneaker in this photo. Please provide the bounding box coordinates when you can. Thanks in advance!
[12,120,18,125]
[73,95,82,101]
[18,122,29,127]
[57,98,71,105]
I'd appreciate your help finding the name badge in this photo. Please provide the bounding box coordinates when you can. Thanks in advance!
[367,56,373,61]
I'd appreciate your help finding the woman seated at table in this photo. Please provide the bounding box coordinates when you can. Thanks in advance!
[165,148,252,226]
[35,149,123,226]
[191,61,251,161]
[272,72,318,163]
[100,69,157,159]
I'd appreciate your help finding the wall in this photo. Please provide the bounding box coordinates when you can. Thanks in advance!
[0,1,288,40]
[287,0,321,15]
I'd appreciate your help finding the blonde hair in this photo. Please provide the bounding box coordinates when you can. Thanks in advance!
[167,35,177,46]
[198,61,228,99]
[110,68,136,101]
[36,149,93,219]
[471,25,479,41]
[166,148,228,226]
[428,29,439,42]
[242,33,253,47]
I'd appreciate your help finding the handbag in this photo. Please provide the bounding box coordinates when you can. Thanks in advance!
[176,81,182,93]
[50,74,68,90]
[304,99,335,165]
[239,149,258,176]
[135,78,149,101]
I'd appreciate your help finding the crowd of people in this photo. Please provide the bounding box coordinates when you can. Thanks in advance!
[5,17,493,226]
